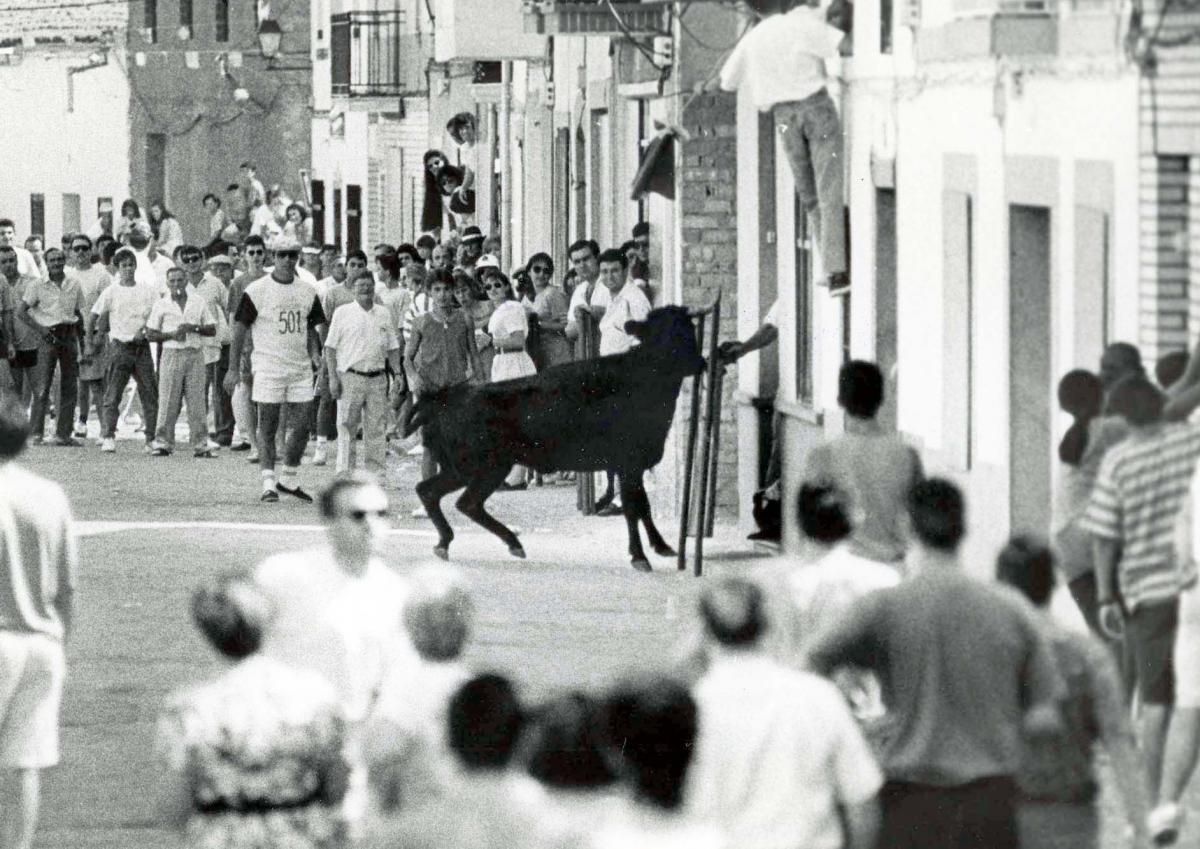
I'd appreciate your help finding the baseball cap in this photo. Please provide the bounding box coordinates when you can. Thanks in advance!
[476,253,501,271]
[270,234,302,252]
[207,254,234,267]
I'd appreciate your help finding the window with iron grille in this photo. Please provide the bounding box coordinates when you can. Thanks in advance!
[215,0,230,41]
[144,0,158,42]
[179,0,192,34]
[330,11,429,97]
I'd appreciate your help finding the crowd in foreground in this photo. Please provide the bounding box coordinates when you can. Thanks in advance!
[0,202,656,512]
[8,340,1200,849]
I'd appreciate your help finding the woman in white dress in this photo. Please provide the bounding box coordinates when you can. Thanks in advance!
[485,273,536,488]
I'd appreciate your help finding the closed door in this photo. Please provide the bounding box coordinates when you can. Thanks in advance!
[146,134,167,208]
[346,184,362,252]
[1009,204,1052,535]
[875,188,898,430]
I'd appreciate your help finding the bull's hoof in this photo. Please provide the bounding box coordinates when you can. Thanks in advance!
[509,544,527,559]
[433,544,450,561]
[652,543,676,557]
[631,558,653,573]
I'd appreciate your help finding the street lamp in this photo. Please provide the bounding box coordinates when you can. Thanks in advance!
[256,17,310,69]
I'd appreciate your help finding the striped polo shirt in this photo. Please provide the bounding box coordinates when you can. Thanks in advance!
[1081,422,1200,611]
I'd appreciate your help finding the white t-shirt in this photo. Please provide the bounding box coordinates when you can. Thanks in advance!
[254,548,417,722]
[685,653,883,849]
[66,264,111,316]
[598,281,651,356]
[325,301,399,374]
[92,282,159,342]
[147,287,214,350]
[566,278,612,331]
[236,274,324,382]
[719,6,843,111]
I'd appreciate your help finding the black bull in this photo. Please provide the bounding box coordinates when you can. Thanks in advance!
[404,306,707,571]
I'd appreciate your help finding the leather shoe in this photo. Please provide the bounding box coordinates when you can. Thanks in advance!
[596,503,624,517]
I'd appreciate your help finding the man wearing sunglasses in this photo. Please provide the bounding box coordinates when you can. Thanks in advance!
[225,235,327,503]
[179,246,232,450]
[66,235,111,440]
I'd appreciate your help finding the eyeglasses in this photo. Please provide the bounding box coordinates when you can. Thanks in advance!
[347,509,388,522]
[530,265,551,274]
[181,255,203,264]
[245,249,265,257]
[275,251,300,260]
[71,245,90,252]
[485,282,508,291]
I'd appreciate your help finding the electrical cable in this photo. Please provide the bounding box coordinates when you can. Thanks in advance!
[604,0,666,68]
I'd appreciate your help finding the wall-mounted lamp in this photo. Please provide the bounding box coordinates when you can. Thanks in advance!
[67,46,108,112]
[257,18,311,70]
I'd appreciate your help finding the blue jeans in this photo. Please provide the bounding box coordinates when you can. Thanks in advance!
[774,88,847,276]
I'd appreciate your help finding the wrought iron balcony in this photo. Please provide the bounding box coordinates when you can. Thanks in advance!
[523,1,671,36]
[330,11,429,97]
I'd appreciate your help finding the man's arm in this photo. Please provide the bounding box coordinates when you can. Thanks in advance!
[805,592,883,674]
[325,347,341,399]
[55,499,78,642]
[404,322,422,395]
[1092,537,1124,639]
[842,799,880,849]
[719,321,779,363]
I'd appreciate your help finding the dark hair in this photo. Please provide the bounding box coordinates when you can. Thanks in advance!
[285,202,308,221]
[0,218,13,229]
[1157,351,1190,391]
[995,534,1056,608]
[1057,370,1104,466]
[120,199,141,219]
[417,234,437,250]
[0,395,31,459]
[632,221,650,239]
[374,242,397,255]
[396,243,421,264]
[202,193,221,207]
[404,568,472,662]
[71,234,93,250]
[226,183,241,193]
[112,247,137,267]
[600,678,696,810]
[1108,375,1165,426]
[568,239,600,261]
[96,234,115,251]
[698,578,765,647]
[346,249,369,265]
[377,253,401,280]
[526,252,554,276]
[448,674,524,770]
[524,693,618,790]
[598,248,627,269]
[319,475,374,519]
[838,360,885,419]
[429,268,455,290]
[438,166,465,194]
[240,161,256,170]
[244,235,266,249]
[797,483,853,544]
[907,478,965,552]
[190,575,270,660]
[149,201,173,222]
[484,272,514,300]
[102,242,121,264]
[1100,342,1145,390]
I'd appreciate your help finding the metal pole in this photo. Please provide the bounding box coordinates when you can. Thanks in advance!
[677,310,706,571]
[693,292,721,576]
[704,364,724,539]
[500,60,513,271]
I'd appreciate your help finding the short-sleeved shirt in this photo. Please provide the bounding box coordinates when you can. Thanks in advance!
[322,283,357,327]
[22,276,84,329]
[802,424,924,564]
[1080,423,1200,611]
[325,302,399,374]
[565,279,612,330]
[234,275,326,383]
[808,570,1064,786]
[598,281,651,356]
[192,274,230,346]
[685,654,882,849]
[6,276,41,350]
[91,282,159,343]
[718,5,842,111]
[147,287,215,350]
[66,264,111,319]
[402,291,431,343]
[409,309,473,392]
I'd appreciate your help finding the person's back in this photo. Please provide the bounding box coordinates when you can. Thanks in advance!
[0,463,74,639]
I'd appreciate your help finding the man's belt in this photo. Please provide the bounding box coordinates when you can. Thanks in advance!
[347,367,384,378]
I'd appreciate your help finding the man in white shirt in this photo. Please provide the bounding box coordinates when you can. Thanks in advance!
[0,247,40,407]
[126,222,173,294]
[89,247,159,454]
[719,0,850,292]
[145,267,216,457]
[325,274,401,479]
[597,248,651,357]
[0,219,40,279]
[66,234,111,439]
[17,249,86,446]
[313,253,357,466]
[179,246,228,449]
[684,578,882,849]
[204,253,237,446]
[253,474,415,834]
[564,239,610,348]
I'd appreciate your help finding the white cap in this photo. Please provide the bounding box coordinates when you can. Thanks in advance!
[269,234,302,252]
[476,253,501,271]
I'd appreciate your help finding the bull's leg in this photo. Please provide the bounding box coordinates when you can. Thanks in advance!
[456,469,526,559]
[631,474,676,558]
[416,471,464,560]
[619,474,651,572]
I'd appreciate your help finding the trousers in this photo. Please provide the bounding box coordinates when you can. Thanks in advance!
[29,325,79,440]
[336,372,388,478]
[101,340,158,442]
[155,348,207,450]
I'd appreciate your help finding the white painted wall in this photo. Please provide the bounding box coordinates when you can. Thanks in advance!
[0,46,131,242]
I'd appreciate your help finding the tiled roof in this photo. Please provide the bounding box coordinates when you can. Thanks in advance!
[0,0,127,44]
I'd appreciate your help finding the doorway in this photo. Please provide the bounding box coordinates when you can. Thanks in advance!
[875,189,898,430]
[1008,204,1053,535]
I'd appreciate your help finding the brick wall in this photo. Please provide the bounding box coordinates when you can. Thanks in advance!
[127,0,312,242]
[676,91,739,519]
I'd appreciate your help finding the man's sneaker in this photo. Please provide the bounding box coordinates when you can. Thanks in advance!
[312,446,328,466]
[206,439,222,451]
[277,482,314,503]
[260,488,280,503]
[73,423,87,438]
[100,438,116,453]
[230,441,252,452]
[194,449,217,459]
[412,505,428,518]
[1149,803,1183,846]
[150,446,172,457]
[248,452,260,463]
[51,436,83,447]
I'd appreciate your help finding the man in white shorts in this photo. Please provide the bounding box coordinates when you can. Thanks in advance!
[224,235,327,502]
[0,396,76,849]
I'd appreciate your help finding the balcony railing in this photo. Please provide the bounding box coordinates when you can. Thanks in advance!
[524,1,671,35]
[331,11,429,97]
[953,0,1055,15]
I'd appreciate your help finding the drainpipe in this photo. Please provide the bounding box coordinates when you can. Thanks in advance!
[67,48,109,113]
[500,59,512,270]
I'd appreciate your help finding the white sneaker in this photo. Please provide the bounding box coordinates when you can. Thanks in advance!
[100,438,116,453]
[411,505,428,518]
[407,445,424,456]
[312,446,328,466]
[1149,803,1183,846]
[73,424,87,438]
[248,452,260,463]
[206,439,222,451]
